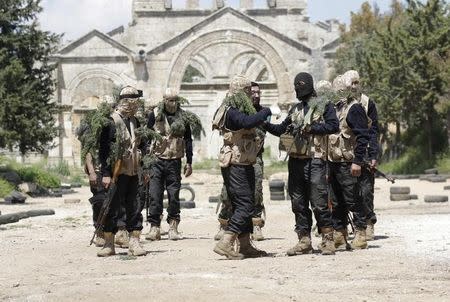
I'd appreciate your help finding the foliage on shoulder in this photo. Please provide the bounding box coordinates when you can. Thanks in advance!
[0,0,61,155]
[155,97,205,138]
[222,91,257,115]
[77,102,113,161]
[334,0,450,169]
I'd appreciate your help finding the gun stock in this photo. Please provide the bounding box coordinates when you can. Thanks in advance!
[89,159,122,245]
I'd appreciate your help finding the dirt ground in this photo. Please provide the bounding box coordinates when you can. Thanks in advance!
[1,172,449,302]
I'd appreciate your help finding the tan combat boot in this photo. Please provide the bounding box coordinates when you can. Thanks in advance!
[318,227,336,255]
[97,232,115,257]
[251,217,265,241]
[128,230,146,256]
[214,218,228,241]
[168,219,182,241]
[214,231,244,260]
[334,228,351,251]
[115,228,129,248]
[286,232,313,256]
[366,220,375,241]
[93,231,105,247]
[145,225,161,241]
[351,228,368,249]
[238,233,268,258]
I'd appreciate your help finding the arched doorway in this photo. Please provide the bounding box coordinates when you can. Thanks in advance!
[166,30,291,159]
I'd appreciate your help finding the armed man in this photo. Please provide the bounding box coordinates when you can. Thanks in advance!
[97,86,146,257]
[342,70,380,241]
[328,73,371,250]
[264,72,339,256]
[145,88,197,241]
[214,81,267,241]
[213,75,272,260]
[76,108,108,248]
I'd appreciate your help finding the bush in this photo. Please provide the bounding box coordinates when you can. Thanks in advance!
[17,166,60,188]
[379,148,435,174]
[48,160,71,177]
[0,178,14,198]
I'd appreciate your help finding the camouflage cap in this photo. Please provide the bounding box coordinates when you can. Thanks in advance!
[229,74,251,96]
[316,80,332,91]
[119,85,140,100]
[332,75,346,92]
[342,70,360,88]
[163,87,178,100]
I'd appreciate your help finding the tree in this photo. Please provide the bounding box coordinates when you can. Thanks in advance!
[0,0,60,155]
[333,0,449,169]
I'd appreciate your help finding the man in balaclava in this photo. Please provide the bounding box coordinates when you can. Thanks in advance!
[97,85,146,257]
[327,71,371,250]
[264,72,339,256]
[145,88,194,241]
[212,75,272,260]
[214,82,268,242]
[343,70,380,242]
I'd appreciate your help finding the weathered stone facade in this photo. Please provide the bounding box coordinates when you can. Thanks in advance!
[51,0,339,166]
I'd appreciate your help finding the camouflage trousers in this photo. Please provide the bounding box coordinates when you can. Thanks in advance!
[218,156,265,220]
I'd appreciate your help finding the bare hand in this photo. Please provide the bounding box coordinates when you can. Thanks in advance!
[184,164,193,177]
[102,176,111,189]
[88,173,97,186]
[351,163,361,177]
[370,159,378,171]
[143,173,150,184]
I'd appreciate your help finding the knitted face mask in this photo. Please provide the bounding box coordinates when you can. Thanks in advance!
[117,98,139,117]
[164,98,178,114]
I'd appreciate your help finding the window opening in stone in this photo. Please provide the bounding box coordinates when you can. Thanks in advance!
[182,65,206,83]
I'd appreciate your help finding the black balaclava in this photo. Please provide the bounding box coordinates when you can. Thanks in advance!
[294,72,315,101]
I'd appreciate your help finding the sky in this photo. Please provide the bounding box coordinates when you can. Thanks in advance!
[38,0,399,42]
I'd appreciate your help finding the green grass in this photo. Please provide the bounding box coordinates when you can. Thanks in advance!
[378,148,450,174]
[192,158,219,170]
[436,151,450,173]
[0,178,14,198]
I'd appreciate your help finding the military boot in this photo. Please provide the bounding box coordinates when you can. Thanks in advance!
[213,231,244,260]
[115,228,129,248]
[145,225,161,241]
[286,232,313,256]
[97,232,115,257]
[128,230,146,256]
[93,231,105,247]
[351,228,368,249]
[214,218,228,241]
[334,228,351,251]
[168,219,182,241]
[238,233,267,258]
[251,218,265,241]
[318,227,336,255]
[366,220,375,241]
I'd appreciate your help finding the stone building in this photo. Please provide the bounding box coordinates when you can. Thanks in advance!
[50,0,340,166]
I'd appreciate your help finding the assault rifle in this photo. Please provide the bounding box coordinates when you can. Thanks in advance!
[89,159,122,245]
[362,161,395,184]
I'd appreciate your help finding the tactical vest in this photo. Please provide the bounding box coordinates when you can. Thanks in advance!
[151,108,185,160]
[111,112,141,176]
[328,99,369,162]
[360,94,373,128]
[214,105,262,167]
[278,103,328,160]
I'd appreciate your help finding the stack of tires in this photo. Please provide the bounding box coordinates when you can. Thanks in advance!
[269,179,285,200]
[390,186,417,201]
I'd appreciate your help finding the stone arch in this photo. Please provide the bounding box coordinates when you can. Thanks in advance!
[167,30,291,100]
[228,50,275,82]
[67,68,125,103]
